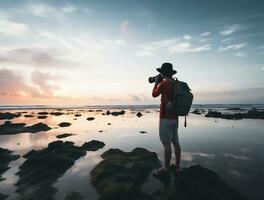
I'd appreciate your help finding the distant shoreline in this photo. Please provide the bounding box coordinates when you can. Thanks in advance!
[0,104,263,110]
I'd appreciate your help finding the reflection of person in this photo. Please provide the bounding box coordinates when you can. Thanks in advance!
[152,62,181,176]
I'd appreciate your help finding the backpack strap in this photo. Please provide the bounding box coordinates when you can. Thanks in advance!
[184,115,187,127]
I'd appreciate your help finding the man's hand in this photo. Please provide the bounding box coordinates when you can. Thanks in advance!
[155,74,163,85]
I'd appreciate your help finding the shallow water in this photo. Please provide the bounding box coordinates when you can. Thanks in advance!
[0,107,263,200]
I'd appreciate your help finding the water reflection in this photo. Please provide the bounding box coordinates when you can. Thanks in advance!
[0,109,263,200]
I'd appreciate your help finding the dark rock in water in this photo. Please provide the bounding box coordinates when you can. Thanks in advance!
[74,114,82,117]
[192,109,202,115]
[38,115,47,119]
[0,148,20,181]
[106,110,111,115]
[73,118,77,120]
[96,110,103,112]
[24,114,34,118]
[140,131,147,134]
[56,133,75,139]
[81,140,105,151]
[150,165,247,200]
[205,110,264,120]
[64,191,84,200]
[16,140,105,200]
[90,148,160,200]
[58,122,72,127]
[0,112,21,120]
[0,193,8,200]
[38,112,49,115]
[107,123,111,125]
[111,110,125,116]
[226,107,243,111]
[0,121,51,135]
[99,130,103,132]
[50,112,64,116]
[87,117,95,121]
[136,112,143,117]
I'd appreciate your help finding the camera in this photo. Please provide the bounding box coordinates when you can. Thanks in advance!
[148,74,163,83]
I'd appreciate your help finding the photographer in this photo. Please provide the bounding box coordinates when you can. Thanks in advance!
[151,62,181,176]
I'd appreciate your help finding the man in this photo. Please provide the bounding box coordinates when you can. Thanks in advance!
[152,62,181,176]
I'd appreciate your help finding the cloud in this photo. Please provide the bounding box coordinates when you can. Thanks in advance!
[183,35,192,40]
[0,48,74,68]
[219,42,247,51]
[234,52,246,57]
[0,69,61,99]
[168,43,210,54]
[25,3,80,18]
[120,20,130,36]
[201,32,211,36]
[261,66,264,70]
[221,24,242,36]
[0,14,29,36]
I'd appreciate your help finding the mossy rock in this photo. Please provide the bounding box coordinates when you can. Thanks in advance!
[90,148,160,200]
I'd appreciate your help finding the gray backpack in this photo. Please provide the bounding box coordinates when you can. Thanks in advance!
[165,79,193,126]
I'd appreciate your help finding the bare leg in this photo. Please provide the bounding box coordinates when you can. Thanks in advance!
[162,142,171,171]
[173,142,181,168]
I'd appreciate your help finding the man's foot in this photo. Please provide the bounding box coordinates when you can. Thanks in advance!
[170,164,181,176]
[152,167,169,177]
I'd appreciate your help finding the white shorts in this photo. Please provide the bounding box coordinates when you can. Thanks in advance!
[159,118,179,143]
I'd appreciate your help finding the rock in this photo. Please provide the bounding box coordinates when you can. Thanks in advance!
[15,140,105,200]
[87,117,95,121]
[38,112,49,115]
[140,131,147,134]
[64,191,84,200]
[0,112,21,120]
[73,118,77,120]
[90,148,160,200]
[106,110,111,115]
[99,130,103,133]
[50,112,64,116]
[24,114,34,117]
[74,114,82,117]
[0,121,51,135]
[96,110,103,112]
[0,193,8,200]
[136,112,143,117]
[0,148,20,181]
[81,140,105,151]
[58,122,72,127]
[205,110,264,120]
[192,109,202,115]
[150,165,248,200]
[38,115,47,119]
[111,110,125,116]
[107,123,111,125]
[56,133,75,139]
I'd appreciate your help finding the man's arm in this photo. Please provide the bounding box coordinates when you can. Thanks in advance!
[152,82,163,97]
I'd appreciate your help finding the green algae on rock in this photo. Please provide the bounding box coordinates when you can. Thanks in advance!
[0,121,51,135]
[90,148,160,200]
[0,148,20,182]
[15,140,105,200]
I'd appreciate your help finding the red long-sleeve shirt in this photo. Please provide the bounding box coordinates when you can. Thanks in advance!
[152,79,178,119]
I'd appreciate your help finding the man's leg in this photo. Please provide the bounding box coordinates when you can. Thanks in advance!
[173,142,181,168]
[162,142,171,171]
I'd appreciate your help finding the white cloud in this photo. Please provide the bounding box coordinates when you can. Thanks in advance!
[25,3,83,18]
[234,52,246,57]
[219,42,247,51]
[261,66,264,70]
[221,24,241,36]
[168,43,210,54]
[201,32,211,36]
[183,35,192,40]
[0,16,28,36]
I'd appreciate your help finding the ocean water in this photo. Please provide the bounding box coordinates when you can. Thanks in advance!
[0,105,263,200]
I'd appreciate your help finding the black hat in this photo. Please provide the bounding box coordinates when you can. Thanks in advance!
[156,62,177,76]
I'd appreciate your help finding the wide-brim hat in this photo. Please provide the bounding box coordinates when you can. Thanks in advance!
[156,62,177,76]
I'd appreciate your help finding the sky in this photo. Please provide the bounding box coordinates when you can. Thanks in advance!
[0,0,264,105]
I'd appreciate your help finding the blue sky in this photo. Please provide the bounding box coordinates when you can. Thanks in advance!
[0,0,264,105]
